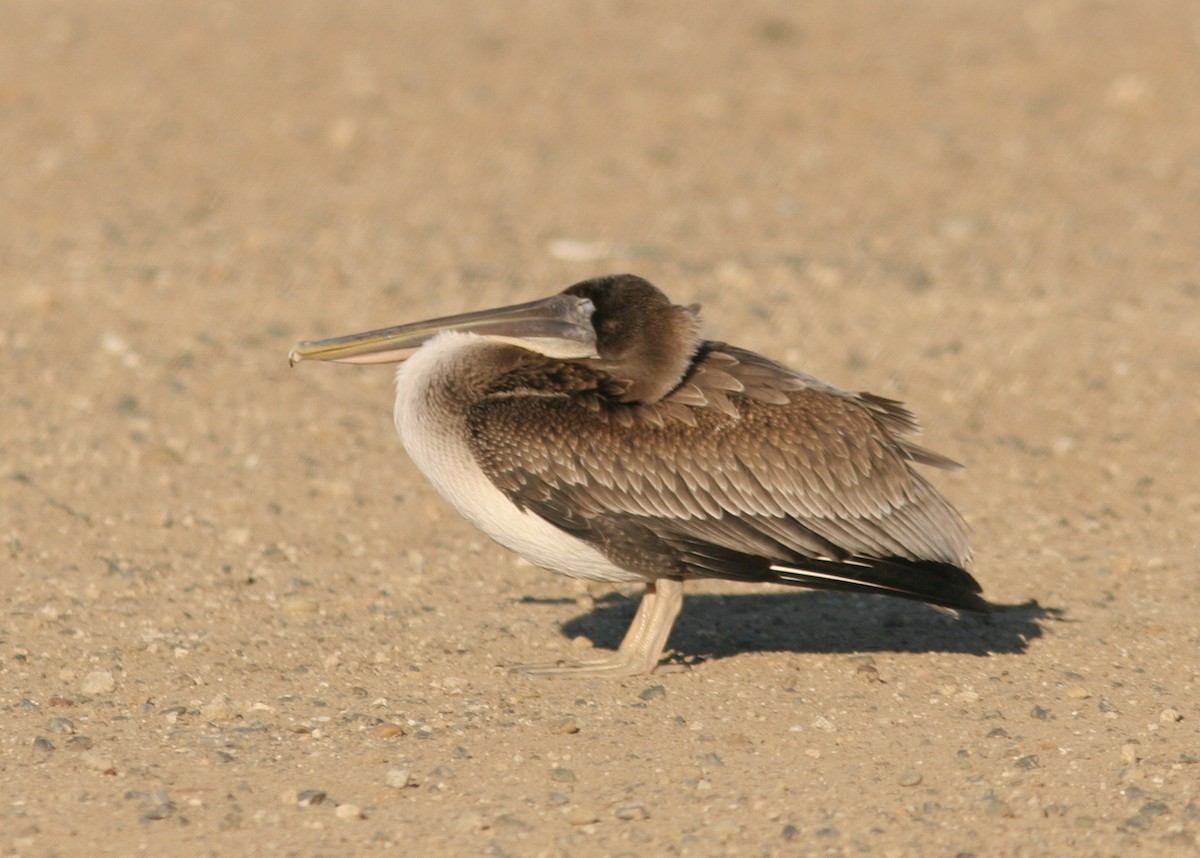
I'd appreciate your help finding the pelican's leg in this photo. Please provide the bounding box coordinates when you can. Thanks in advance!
[512,578,684,677]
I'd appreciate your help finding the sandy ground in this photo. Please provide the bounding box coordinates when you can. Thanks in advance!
[3,2,1199,855]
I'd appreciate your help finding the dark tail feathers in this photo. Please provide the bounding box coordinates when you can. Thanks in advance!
[765,555,992,614]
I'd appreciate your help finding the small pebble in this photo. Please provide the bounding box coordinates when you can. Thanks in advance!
[547,792,570,806]
[140,803,175,822]
[550,768,576,783]
[614,803,649,821]
[81,752,115,773]
[1121,744,1139,765]
[567,806,598,825]
[33,736,54,752]
[66,736,94,751]
[985,799,1015,818]
[494,813,531,831]
[281,597,320,616]
[1015,755,1039,770]
[782,824,800,841]
[384,768,412,789]
[430,765,454,779]
[553,717,581,735]
[334,803,364,821]
[898,772,923,786]
[855,663,883,683]
[47,716,75,734]
[1160,708,1183,723]
[453,812,484,832]
[639,685,666,701]
[201,695,234,722]
[1030,705,1051,720]
[296,789,327,807]
[373,723,405,738]
[811,715,836,732]
[1065,686,1090,700]
[81,670,116,695]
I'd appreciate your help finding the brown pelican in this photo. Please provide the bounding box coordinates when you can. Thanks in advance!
[290,274,988,676]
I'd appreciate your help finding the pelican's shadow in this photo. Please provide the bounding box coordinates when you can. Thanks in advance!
[558,591,1055,662]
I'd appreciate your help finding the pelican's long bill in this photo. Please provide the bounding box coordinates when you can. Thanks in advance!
[289,293,599,366]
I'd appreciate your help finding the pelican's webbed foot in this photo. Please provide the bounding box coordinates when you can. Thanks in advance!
[510,579,684,678]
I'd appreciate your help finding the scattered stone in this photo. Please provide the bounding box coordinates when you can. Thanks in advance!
[334,803,364,821]
[81,752,115,774]
[553,717,581,734]
[898,771,923,786]
[1099,699,1120,714]
[33,736,54,752]
[81,671,116,695]
[855,662,883,683]
[47,717,75,734]
[566,806,598,825]
[987,727,1010,739]
[201,694,235,722]
[430,765,454,779]
[550,768,576,783]
[281,597,320,616]
[453,812,485,832]
[782,823,800,841]
[1065,686,1090,700]
[614,804,649,821]
[384,768,412,789]
[140,802,175,822]
[1015,755,1039,770]
[1030,705,1051,720]
[66,736,94,751]
[1121,744,1139,765]
[372,723,405,738]
[296,789,327,807]
[494,813,531,831]
[548,792,570,806]
[1140,799,1170,817]
[639,685,666,701]
[1160,708,1183,723]
[984,799,1015,818]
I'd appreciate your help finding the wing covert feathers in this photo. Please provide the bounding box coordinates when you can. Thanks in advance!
[466,342,983,612]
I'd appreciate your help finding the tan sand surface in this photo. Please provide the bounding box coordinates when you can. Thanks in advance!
[2,2,1198,855]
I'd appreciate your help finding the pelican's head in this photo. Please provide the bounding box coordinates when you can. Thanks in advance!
[290,274,702,404]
